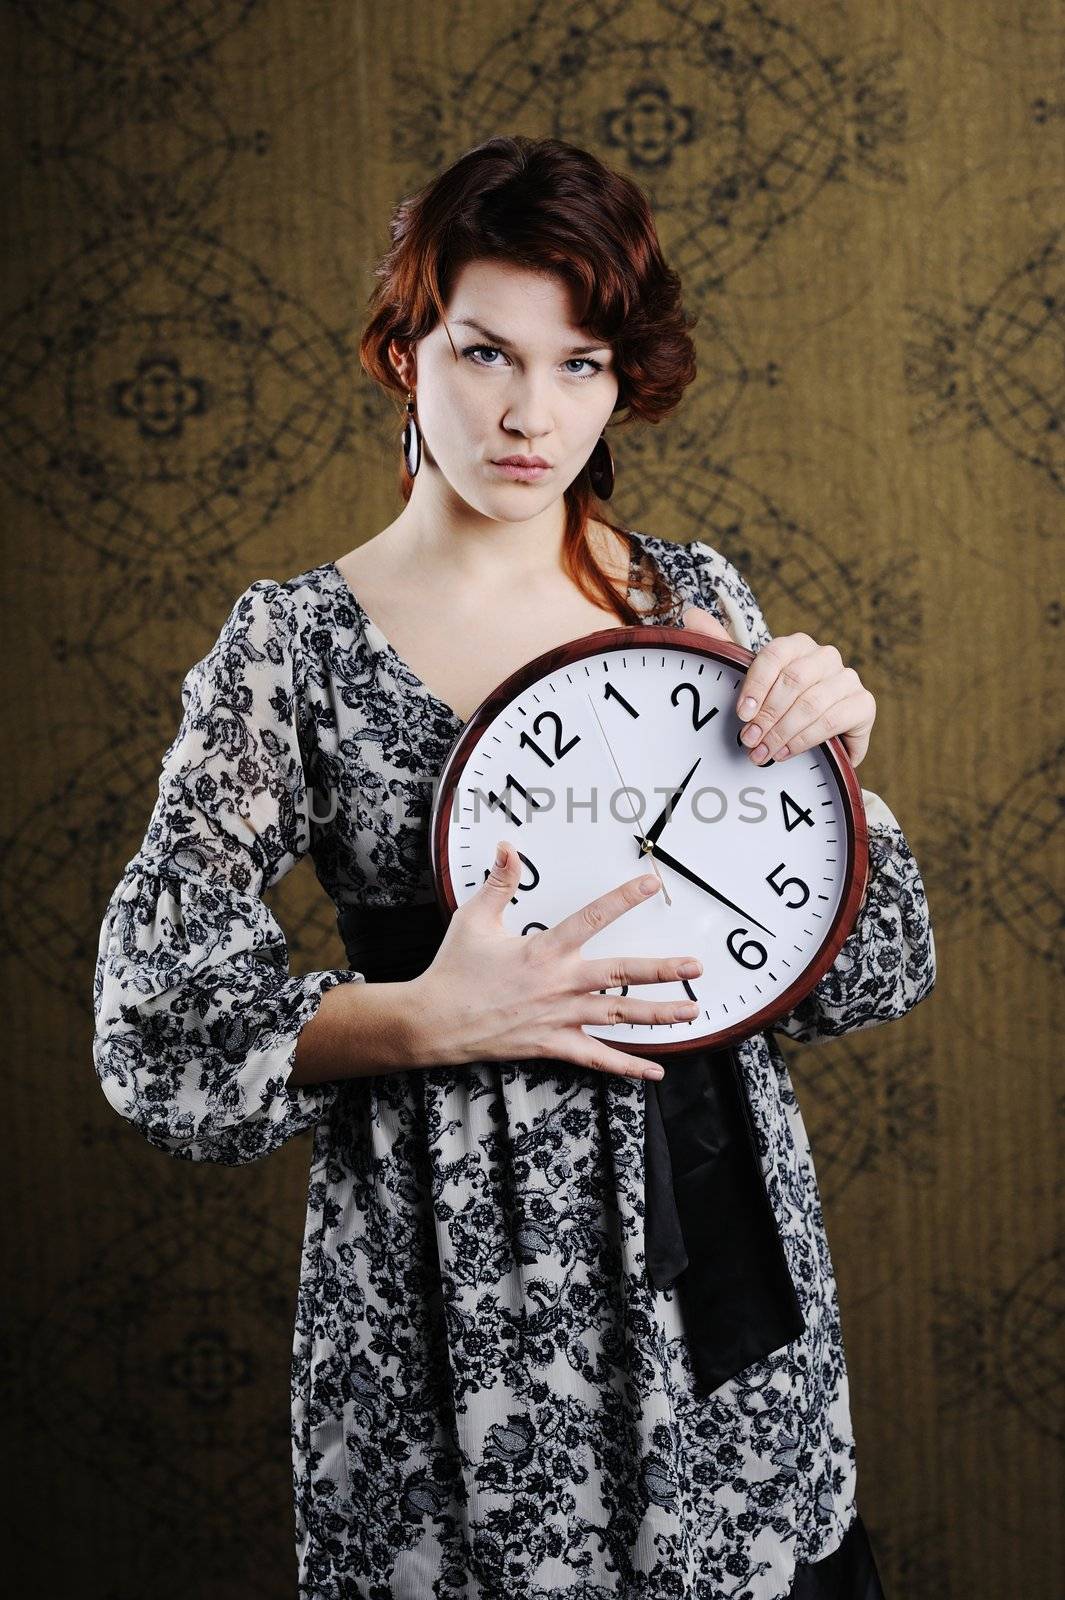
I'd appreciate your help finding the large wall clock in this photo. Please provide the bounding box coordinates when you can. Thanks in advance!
[429,626,869,1056]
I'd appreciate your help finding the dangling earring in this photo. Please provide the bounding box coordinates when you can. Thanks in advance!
[588,433,614,500]
[402,388,421,477]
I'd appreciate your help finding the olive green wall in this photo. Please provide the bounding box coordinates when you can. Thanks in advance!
[3,1,1059,1594]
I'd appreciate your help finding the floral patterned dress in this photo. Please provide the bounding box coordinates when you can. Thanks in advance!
[92,529,937,1599]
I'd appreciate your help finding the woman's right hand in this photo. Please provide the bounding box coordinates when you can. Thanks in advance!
[406,840,703,1081]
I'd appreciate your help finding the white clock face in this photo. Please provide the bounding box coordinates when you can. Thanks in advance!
[433,633,861,1051]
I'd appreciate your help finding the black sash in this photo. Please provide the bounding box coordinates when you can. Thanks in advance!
[337,898,806,1393]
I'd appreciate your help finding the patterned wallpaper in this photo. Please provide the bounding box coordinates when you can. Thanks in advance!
[3,1,1060,1594]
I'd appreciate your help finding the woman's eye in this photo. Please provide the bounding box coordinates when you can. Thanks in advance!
[466,344,507,367]
[463,345,603,379]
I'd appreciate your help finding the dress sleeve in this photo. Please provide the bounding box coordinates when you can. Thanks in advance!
[92,578,366,1163]
[684,538,938,1047]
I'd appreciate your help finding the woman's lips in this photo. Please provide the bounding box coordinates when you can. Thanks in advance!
[491,460,551,480]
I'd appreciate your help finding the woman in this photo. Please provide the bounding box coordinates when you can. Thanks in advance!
[93,136,936,1598]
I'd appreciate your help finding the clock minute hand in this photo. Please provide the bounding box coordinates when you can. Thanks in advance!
[644,755,703,847]
[636,836,777,939]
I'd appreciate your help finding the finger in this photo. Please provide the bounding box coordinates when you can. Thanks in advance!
[736,642,839,759]
[581,954,703,990]
[471,838,520,914]
[563,1038,665,1081]
[570,993,700,1028]
[759,686,875,765]
[680,603,731,641]
[766,687,876,765]
[756,668,864,760]
[544,871,662,955]
[734,634,822,729]
[742,660,852,763]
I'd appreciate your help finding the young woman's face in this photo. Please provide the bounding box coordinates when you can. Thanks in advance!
[396,258,620,520]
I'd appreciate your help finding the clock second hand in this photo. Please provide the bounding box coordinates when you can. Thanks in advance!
[584,693,674,907]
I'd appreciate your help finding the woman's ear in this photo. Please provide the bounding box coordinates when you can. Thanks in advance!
[388,337,416,389]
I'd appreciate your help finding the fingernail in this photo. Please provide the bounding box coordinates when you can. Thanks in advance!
[639,875,659,894]
[750,743,769,763]
[494,842,506,866]
[741,723,763,746]
[738,696,758,718]
[646,1066,664,1080]
[678,960,701,978]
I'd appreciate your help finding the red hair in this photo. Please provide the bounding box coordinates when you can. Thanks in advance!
[358,135,698,623]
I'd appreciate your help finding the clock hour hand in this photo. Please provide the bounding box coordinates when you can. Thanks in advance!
[644,755,703,848]
[635,836,777,939]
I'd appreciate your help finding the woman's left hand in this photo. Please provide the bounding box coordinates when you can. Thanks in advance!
[680,605,877,769]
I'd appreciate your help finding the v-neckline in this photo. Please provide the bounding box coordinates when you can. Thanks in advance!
[323,532,648,728]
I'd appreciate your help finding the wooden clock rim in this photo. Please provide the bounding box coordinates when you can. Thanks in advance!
[428,624,869,1055]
